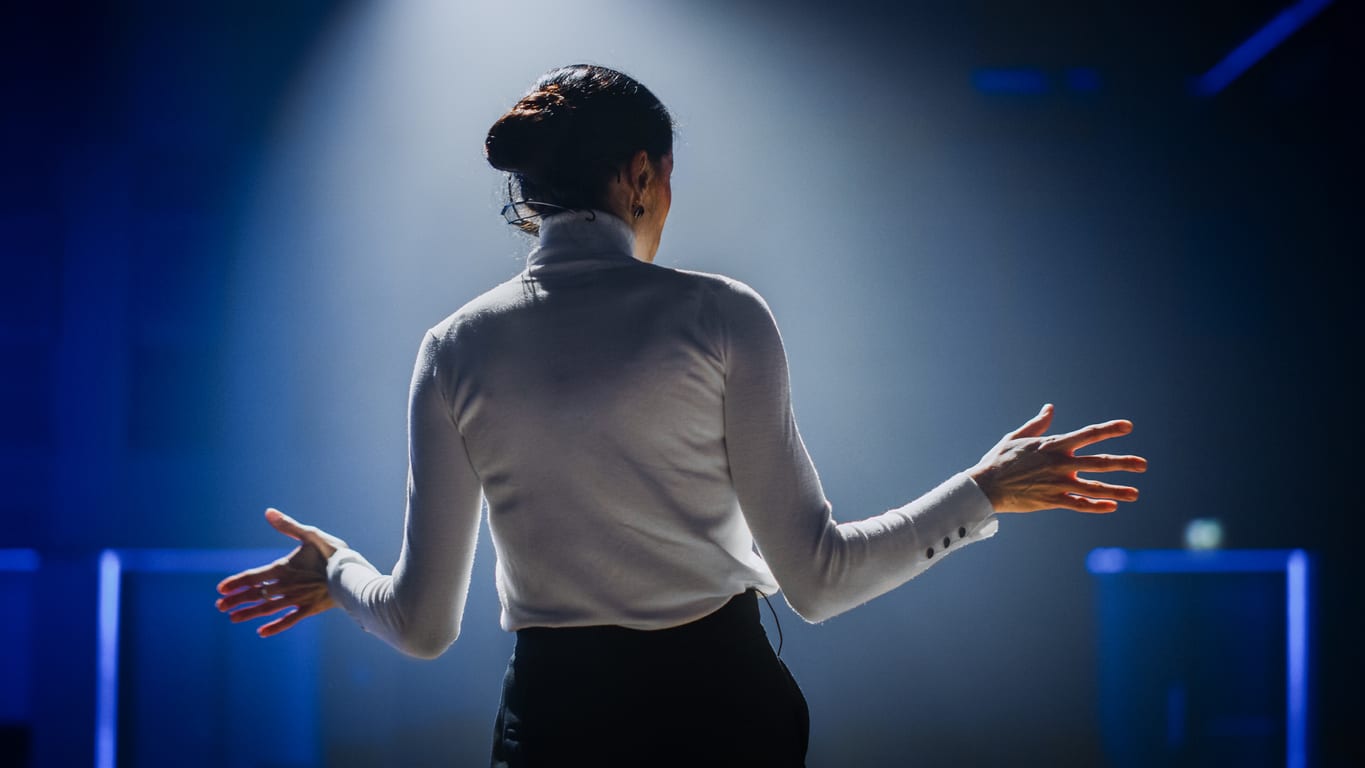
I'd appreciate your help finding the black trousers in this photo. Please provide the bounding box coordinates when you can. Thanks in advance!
[491,591,809,767]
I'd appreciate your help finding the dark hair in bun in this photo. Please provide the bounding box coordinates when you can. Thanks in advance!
[485,64,674,233]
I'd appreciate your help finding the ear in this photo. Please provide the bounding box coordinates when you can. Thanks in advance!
[628,150,652,192]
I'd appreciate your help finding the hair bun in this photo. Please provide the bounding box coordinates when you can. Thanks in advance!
[484,87,573,178]
[519,86,569,113]
[484,65,674,234]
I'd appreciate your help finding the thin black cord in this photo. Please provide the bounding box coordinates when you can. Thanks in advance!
[501,177,595,227]
[755,589,783,657]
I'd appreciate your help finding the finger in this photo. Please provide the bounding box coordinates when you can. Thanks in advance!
[258,602,325,638]
[216,561,287,595]
[216,579,314,612]
[1072,454,1148,473]
[227,596,297,623]
[226,581,327,617]
[1053,420,1132,451]
[257,607,303,637]
[1067,477,1139,502]
[1050,493,1119,514]
[265,508,311,543]
[266,508,331,553]
[217,588,271,612]
[220,579,295,612]
[1007,404,1055,440]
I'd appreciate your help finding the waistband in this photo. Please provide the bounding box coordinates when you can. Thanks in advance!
[513,590,765,660]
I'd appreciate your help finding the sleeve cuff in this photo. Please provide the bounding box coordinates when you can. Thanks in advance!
[958,473,999,540]
[908,472,999,561]
[325,547,379,594]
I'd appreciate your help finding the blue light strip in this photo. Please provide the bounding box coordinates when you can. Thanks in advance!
[1191,0,1334,97]
[95,550,122,768]
[117,548,288,573]
[1088,547,1310,767]
[1286,550,1308,768]
[0,548,40,572]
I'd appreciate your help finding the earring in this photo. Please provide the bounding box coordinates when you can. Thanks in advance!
[633,204,645,219]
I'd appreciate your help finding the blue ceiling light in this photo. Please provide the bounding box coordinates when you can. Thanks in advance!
[972,68,1051,95]
[972,67,1103,96]
[1191,0,1335,97]
[1063,67,1102,94]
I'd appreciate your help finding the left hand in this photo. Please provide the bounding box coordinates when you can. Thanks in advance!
[215,508,348,637]
[968,404,1146,514]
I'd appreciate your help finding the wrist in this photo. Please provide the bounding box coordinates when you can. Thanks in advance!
[966,464,1002,511]
[308,532,346,561]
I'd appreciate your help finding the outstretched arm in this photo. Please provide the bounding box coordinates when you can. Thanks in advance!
[718,279,1145,624]
[217,330,485,659]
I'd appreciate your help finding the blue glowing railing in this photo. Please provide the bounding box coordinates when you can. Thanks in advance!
[1088,548,1310,768]
[96,548,318,768]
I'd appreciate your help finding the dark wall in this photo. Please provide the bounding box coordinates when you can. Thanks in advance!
[2,1,1358,766]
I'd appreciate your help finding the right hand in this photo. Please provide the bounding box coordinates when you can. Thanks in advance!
[968,404,1147,514]
[215,508,348,637]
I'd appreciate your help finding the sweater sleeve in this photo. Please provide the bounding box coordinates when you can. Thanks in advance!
[324,330,484,659]
[718,279,998,623]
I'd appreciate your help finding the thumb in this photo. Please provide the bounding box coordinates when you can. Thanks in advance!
[265,508,310,542]
[1008,403,1054,439]
[265,507,339,555]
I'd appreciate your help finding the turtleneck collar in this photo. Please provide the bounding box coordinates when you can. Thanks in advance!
[526,210,638,273]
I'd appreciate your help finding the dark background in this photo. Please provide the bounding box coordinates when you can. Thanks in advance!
[2,0,1359,765]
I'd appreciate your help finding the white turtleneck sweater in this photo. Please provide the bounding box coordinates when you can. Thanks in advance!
[325,210,998,659]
